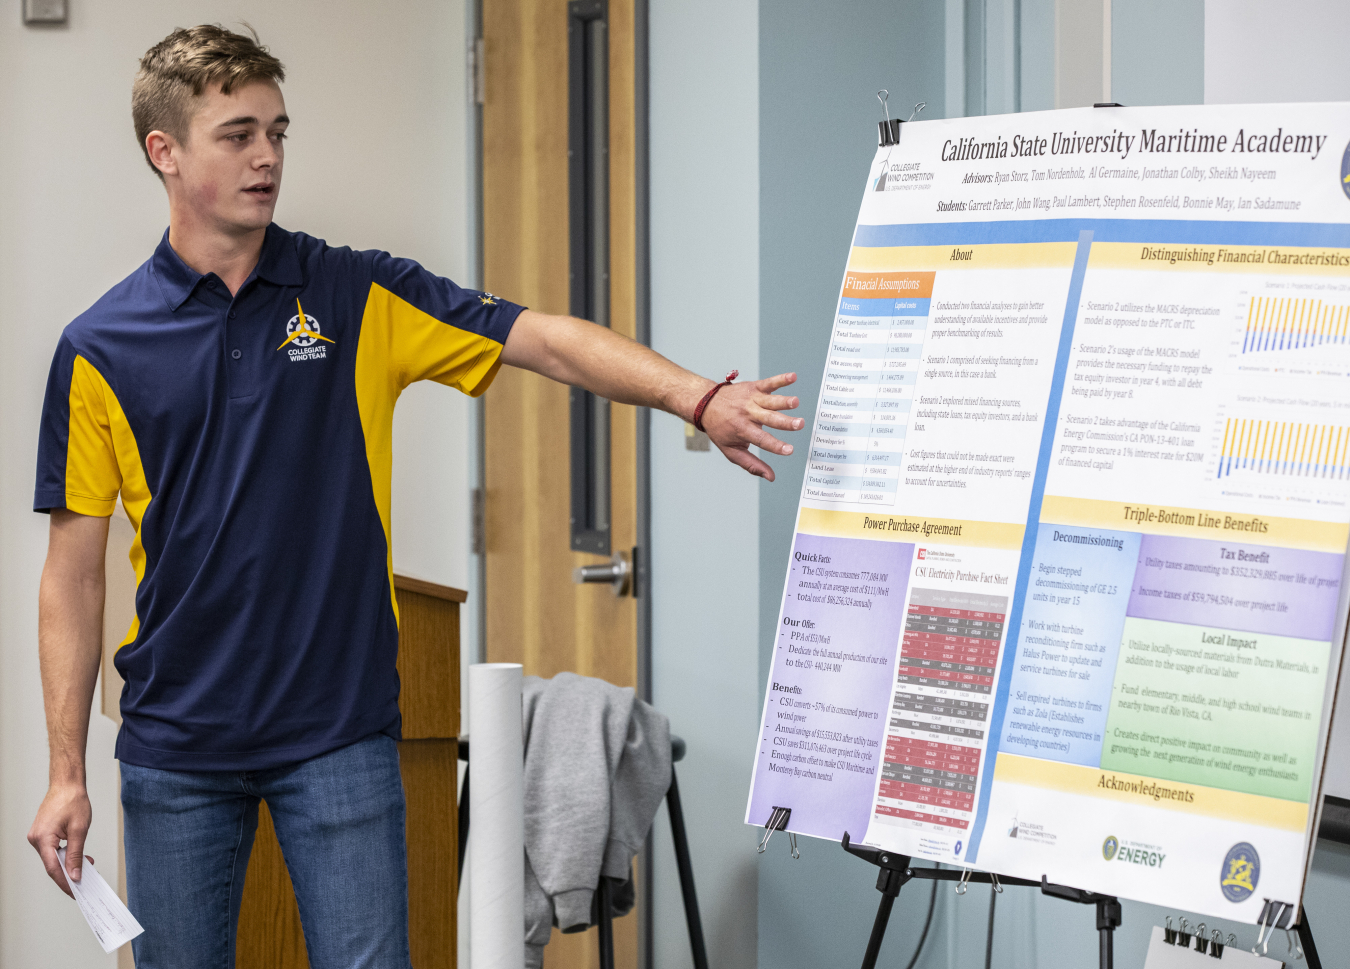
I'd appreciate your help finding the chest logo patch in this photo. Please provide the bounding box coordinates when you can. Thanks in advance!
[277,298,335,362]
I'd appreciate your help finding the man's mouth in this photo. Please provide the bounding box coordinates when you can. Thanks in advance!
[244,184,275,198]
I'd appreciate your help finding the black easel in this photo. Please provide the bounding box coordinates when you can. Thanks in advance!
[845,832,1331,969]
[1039,876,1120,969]
[842,833,1038,969]
[1297,909,1323,969]
[843,833,1127,969]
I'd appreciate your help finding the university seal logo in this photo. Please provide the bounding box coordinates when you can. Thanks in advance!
[1220,842,1260,902]
[1102,835,1119,861]
[1341,140,1350,201]
[277,298,335,362]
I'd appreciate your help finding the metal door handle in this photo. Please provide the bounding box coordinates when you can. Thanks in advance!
[573,551,631,597]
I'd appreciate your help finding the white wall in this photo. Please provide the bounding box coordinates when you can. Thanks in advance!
[0,4,472,965]
[1205,0,1350,105]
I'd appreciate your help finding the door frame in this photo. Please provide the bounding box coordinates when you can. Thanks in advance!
[469,0,653,962]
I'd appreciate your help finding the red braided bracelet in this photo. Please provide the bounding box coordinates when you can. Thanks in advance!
[692,370,739,432]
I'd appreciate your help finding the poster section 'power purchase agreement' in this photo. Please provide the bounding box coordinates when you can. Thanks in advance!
[745,101,1350,923]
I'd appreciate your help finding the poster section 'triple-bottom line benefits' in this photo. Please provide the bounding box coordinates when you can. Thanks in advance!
[745,100,1350,924]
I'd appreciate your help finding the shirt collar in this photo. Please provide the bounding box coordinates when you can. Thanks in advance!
[150,223,304,311]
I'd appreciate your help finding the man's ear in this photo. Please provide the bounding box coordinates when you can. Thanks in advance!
[145,131,179,178]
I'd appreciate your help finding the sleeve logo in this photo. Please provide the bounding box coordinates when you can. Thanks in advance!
[277,298,335,362]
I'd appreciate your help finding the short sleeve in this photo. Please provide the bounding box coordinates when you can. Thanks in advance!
[34,338,122,516]
[366,251,526,396]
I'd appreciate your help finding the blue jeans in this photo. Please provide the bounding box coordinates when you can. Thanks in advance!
[121,734,411,969]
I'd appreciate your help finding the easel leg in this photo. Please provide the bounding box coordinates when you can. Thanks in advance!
[860,891,896,969]
[858,867,909,969]
[1096,896,1120,969]
[1297,909,1322,969]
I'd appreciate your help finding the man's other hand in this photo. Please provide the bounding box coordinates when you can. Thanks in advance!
[29,781,93,897]
[699,372,803,481]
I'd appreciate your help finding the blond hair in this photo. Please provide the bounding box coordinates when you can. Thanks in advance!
[132,25,286,177]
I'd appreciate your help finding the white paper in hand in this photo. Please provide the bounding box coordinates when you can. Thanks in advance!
[56,847,144,953]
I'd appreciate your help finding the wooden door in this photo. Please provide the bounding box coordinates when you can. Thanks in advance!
[482,0,641,965]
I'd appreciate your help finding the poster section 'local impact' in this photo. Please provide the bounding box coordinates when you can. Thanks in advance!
[745,102,1350,923]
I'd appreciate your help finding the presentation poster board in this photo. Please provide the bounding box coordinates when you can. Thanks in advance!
[746,102,1350,923]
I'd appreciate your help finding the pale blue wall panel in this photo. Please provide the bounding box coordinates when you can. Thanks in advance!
[650,1,763,966]
[756,1,947,962]
[1112,0,1204,106]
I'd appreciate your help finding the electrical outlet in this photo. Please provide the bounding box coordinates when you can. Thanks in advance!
[23,0,67,24]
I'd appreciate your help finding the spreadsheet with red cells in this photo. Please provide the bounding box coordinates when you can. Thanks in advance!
[873,587,1008,831]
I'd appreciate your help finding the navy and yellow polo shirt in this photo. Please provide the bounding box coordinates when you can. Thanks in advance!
[35,224,523,771]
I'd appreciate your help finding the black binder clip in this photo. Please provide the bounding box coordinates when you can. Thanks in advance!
[1253,900,1293,957]
[877,90,900,147]
[1195,922,1209,954]
[757,806,798,858]
[1164,916,1177,945]
[1177,917,1193,948]
[1210,930,1231,959]
[876,91,927,148]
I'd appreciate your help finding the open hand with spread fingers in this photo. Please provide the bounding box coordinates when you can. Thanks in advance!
[696,371,804,481]
[498,310,805,480]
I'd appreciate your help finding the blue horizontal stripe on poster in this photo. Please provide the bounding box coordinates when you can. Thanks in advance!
[853,218,1350,249]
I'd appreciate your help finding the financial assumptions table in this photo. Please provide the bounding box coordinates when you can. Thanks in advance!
[806,275,932,506]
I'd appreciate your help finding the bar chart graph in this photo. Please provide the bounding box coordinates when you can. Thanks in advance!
[1240,296,1350,354]
[1216,417,1350,479]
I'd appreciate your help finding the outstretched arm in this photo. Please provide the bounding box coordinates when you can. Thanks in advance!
[28,509,109,897]
[500,309,804,480]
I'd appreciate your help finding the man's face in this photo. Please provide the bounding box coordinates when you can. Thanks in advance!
[168,79,288,234]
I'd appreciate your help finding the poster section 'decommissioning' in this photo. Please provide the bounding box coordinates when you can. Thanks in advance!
[745,102,1350,923]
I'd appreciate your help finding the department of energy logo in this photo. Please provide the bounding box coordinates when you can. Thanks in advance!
[1102,835,1119,861]
[1220,842,1260,902]
[277,298,335,362]
[1341,141,1350,201]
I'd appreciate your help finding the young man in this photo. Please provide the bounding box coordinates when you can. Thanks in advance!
[27,25,801,968]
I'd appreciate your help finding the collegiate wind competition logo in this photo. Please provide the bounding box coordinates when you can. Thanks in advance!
[1220,842,1260,902]
[277,298,335,362]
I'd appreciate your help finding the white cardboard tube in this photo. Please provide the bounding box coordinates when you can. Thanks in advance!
[469,662,524,968]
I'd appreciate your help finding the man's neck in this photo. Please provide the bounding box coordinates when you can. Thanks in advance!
[167,212,267,297]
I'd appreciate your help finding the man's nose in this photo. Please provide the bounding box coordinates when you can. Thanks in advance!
[254,141,281,169]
